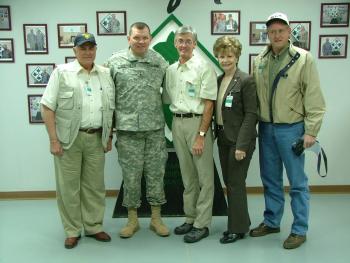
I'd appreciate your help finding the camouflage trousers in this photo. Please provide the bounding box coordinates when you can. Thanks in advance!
[116,129,168,208]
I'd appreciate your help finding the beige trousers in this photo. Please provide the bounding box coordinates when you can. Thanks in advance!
[172,116,214,228]
[54,132,106,237]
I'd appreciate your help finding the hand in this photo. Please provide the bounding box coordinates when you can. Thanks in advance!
[50,140,63,156]
[192,136,205,156]
[105,137,113,153]
[235,149,246,161]
[303,134,316,148]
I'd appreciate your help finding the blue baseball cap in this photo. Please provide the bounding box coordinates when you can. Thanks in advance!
[74,33,97,47]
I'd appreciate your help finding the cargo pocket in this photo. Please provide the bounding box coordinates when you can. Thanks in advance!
[55,116,71,144]
[57,91,74,110]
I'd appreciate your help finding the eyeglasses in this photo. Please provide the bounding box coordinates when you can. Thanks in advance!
[267,28,289,35]
[176,39,194,46]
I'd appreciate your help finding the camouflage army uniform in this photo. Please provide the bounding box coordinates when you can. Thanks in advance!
[106,49,168,208]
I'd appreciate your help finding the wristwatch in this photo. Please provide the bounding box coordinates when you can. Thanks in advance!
[198,131,206,137]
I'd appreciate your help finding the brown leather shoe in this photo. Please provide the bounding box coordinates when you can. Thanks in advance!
[64,236,80,249]
[86,231,111,242]
[249,223,280,237]
[283,233,306,249]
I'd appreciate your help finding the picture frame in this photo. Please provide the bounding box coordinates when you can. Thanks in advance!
[211,10,240,35]
[289,21,311,51]
[320,3,350,27]
[65,56,76,63]
[23,24,48,54]
[26,63,55,87]
[0,38,14,63]
[0,5,11,31]
[57,23,87,48]
[249,21,269,46]
[96,11,127,35]
[28,94,44,124]
[318,34,348,59]
[249,53,259,75]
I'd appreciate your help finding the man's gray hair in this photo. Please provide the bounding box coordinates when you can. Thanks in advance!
[175,25,197,42]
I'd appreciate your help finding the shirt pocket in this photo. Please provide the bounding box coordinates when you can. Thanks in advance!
[57,91,74,110]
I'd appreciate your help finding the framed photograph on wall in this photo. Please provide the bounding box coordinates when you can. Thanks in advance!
[96,11,127,35]
[26,63,55,87]
[28,94,44,124]
[211,10,240,35]
[65,56,76,63]
[321,3,350,27]
[0,38,14,63]
[249,21,269,46]
[249,53,259,75]
[289,21,311,51]
[57,23,87,48]
[23,24,48,54]
[319,34,348,58]
[0,5,11,31]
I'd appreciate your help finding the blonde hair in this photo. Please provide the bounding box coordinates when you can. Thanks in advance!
[213,36,242,60]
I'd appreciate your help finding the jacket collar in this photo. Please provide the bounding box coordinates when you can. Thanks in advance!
[261,40,298,59]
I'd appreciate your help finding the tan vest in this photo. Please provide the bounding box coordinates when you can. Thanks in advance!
[55,66,115,149]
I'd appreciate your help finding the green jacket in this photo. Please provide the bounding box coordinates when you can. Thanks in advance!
[253,42,326,136]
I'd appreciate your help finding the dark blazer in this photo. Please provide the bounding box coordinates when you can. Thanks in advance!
[216,68,257,151]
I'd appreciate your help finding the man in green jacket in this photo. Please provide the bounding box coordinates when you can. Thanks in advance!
[250,12,326,249]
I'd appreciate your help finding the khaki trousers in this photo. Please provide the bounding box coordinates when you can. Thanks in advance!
[172,116,214,228]
[54,132,105,237]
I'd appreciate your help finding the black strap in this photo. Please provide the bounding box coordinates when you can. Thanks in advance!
[317,147,328,177]
[269,52,300,122]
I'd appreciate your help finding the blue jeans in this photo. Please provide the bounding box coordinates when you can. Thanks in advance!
[258,122,309,235]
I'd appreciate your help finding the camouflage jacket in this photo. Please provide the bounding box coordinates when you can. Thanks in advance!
[106,49,168,131]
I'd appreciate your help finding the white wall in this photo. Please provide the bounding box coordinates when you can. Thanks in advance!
[0,0,349,192]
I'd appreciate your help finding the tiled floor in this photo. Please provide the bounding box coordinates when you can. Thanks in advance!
[0,194,349,263]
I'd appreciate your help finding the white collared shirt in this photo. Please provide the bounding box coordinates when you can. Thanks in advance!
[165,55,217,114]
[41,60,102,128]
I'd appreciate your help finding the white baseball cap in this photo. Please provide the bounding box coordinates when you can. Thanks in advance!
[266,12,289,26]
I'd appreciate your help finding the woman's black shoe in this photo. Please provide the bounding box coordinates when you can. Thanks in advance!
[220,232,245,244]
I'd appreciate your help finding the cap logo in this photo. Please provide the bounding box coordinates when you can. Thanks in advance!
[82,33,91,39]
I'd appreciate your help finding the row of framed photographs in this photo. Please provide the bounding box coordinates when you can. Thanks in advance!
[211,3,350,35]
[2,30,347,66]
[248,34,348,73]
[1,6,127,35]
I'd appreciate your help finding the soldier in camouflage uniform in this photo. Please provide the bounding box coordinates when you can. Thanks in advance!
[105,22,169,238]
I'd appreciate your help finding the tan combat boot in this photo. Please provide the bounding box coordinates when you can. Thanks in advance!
[119,208,140,238]
[149,206,170,237]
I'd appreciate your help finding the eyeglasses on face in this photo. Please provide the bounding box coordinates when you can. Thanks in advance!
[176,39,194,46]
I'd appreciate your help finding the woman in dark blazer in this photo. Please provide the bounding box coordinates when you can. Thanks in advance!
[213,36,257,244]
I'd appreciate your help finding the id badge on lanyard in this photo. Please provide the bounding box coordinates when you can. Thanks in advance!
[225,94,233,107]
[84,81,92,96]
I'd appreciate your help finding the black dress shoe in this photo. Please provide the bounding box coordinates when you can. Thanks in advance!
[174,223,193,235]
[220,233,245,244]
[184,227,209,243]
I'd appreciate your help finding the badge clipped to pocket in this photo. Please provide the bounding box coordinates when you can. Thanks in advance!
[225,95,233,107]
[186,81,196,97]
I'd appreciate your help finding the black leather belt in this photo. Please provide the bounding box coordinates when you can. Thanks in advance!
[217,125,224,130]
[79,127,102,134]
[173,113,202,118]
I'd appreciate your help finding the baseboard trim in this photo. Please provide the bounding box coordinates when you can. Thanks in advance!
[0,186,349,200]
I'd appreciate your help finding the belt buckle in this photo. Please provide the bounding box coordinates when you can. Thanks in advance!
[86,128,94,134]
